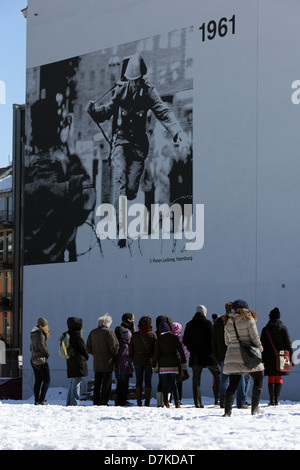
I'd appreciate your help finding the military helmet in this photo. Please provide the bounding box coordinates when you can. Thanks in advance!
[124,53,147,80]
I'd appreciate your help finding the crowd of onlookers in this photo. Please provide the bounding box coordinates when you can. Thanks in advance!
[29,299,294,416]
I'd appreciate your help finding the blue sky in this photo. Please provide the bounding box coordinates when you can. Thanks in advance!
[0,1,26,168]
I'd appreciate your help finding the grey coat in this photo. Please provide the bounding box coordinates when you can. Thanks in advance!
[223,312,264,375]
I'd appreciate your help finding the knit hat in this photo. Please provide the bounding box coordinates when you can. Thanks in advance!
[121,329,132,340]
[159,322,170,334]
[172,322,182,335]
[195,305,207,316]
[37,317,48,327]
[212,314,219,324]
[269,307,280,320]
[231,299,249,310]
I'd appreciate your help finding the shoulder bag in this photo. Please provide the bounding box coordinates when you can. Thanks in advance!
[265,328,291,373]
[233,320,262,369]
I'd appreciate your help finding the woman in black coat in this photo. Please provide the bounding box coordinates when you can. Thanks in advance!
[260,308,293,406]
[66,317,89,406]
[152,322,187,408]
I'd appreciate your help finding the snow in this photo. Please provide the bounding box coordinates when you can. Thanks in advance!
[0,388,300,451]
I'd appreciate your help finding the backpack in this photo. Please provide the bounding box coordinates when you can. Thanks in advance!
[58,332,76,359]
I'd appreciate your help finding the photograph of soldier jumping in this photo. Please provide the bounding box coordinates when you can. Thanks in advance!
[86,52,190,247]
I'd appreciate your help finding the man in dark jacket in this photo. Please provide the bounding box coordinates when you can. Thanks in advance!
[86,314,119,405]
[212,303,230,408]
[66,317,89,406]
[183,305,220,407]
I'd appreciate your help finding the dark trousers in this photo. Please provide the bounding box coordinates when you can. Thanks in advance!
[116,374,130,405]
[192,364,221,406]
[134,365,152,388]
[30,360,50,403]
[112,143,146,207]
[161,373,179,403]
[93,371,112,405]
[227,371,263,394]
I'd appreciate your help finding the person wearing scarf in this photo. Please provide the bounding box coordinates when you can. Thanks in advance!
[30,317,50,405]
[129,316,157,406]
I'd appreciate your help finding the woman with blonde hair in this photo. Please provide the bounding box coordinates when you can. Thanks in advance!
[30,317,51,405]
[223,300,264,416]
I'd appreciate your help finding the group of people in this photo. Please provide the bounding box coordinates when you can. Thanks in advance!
[29,299,294,416]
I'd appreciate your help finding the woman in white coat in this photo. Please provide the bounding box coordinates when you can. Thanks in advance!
[223,299,264,416]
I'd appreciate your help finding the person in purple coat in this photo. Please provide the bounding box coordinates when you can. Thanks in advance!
[115,329,134,406]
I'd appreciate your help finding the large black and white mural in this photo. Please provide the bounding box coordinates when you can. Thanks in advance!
[24,27,194,265]
[22,0,300,399]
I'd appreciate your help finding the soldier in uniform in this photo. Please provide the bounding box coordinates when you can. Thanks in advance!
[86,53,189,245]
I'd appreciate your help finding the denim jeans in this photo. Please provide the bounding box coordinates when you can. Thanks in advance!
[134,365,152,388]
[236,374,251,407]
[219,362,229,408]
[66,377,82,406]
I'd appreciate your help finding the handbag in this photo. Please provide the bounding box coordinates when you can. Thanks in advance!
[233,320,262,369]
[265,329,291,373]
[139,332,153,365]
[176,363,189,383]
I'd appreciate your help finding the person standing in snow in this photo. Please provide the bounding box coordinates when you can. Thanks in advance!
[172,322,188,404]
[66,317,89,406]
[129,316,157,406]
[183,305,221,408]
[223,299,264,416]
[30,317,51,405]
[115,329,134,406]
[212,302,250,409]
[86,314,119,405]
[152,322,187,408]
[155,315,173,407]
[260,307,294,406]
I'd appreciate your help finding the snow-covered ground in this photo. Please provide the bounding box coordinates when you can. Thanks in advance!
[0,388,300,451]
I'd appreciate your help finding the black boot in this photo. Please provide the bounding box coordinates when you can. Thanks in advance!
[274,383,282,405]
[268,383,275,406]
[224,391,235,417]
[251,385,262,415]
[193,385,203,408]
[213,375,220,406]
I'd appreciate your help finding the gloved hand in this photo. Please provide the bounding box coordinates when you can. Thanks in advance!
[152,366,158,374]
[181,363,188,370]
[85,100,95,116]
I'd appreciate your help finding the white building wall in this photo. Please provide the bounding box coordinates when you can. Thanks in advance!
[22,0,300,400]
